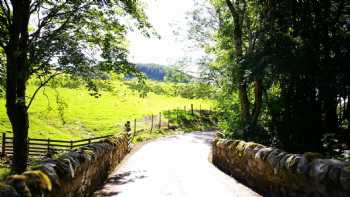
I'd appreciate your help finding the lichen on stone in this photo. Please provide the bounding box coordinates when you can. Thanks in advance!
[6,175,31,197]
[308,160,330,182]
[255,147,274,161]
[0,183,19,197]
[23,170,52,192]
[303,152,323,162]
[339,166,350,191]
[34,163,61,188]
[0,134,130,197]
[212,138,350,197]
[285,155,300,171]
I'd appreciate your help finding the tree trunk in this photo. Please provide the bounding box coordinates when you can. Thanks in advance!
[5,0,31,174]
[225,0,251,125]
[239,76,251,124]
[6,86,29,173]
[252,79,263,124]
[324,98,338,132]
[6,52,30,173]
[12,108,29,174]
[347,96,350,131]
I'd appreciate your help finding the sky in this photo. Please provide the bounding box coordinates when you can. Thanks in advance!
[127,0,205,74]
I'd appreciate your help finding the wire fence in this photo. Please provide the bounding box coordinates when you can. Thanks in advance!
[128,104,210,135]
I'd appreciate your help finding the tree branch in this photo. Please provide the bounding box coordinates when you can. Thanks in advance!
[0,0,11,26]
[225,0,237,18]
[37,14,71,40]
[29,5,61,42]
[241,0,247,27]
[334,0,345,24]
[29,4,87,44]
[0,40,5,50]
[30,0,40,14]
[26,72,62,110]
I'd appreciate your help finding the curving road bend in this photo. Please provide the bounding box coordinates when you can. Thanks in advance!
[92,131,261,197]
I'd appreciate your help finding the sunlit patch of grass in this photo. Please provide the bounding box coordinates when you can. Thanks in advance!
[164,109,218,132]
[131,109,218,144]
[132,129,178,143]
[0,168,11,181]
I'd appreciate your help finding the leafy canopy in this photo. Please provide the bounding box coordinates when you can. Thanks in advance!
[0,0,153,99]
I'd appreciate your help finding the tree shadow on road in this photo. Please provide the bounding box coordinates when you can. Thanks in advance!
[93,191,121,196]
[106,171,147,185]
[92,170,148,196]
[190,131,215,145]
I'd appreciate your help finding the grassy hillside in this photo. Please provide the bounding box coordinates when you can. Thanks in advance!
[0,78,212,140]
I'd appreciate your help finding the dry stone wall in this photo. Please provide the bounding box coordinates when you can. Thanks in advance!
[212,138,350,197]
[0,133,129,197]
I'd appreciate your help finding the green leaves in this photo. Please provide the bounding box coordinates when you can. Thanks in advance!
[20,0,152,96]
[0,48,4,97]
[191,0,350,154]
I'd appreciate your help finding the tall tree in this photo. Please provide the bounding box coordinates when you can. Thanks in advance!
[209,0,263,131]
[0,0,151,173]
[260,0,350,152]
[186,0,264,138]
[196,0,349,153]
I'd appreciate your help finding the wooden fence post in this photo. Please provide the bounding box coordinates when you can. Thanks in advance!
[27,137,30,156]
[134,119,137,134]
[176,108,179,123]
[70,140,73,149]
[200,104,202,116]
[2,133,6,157]
[159,112,161,129]
[167,118,170,129]
[88,139,91,144]
[124,121,132,145]
[151,114,154,132]
[47,138,51,156]
[191,104,194,115]
[167,110,170,128]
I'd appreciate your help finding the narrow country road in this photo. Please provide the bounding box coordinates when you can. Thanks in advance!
[93,131,261,197]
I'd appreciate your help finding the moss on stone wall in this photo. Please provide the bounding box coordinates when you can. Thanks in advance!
[212,138,350,197]
[0,133,129,197]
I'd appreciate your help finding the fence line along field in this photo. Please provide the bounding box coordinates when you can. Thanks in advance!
[1,133,112,158]
[0,77,213,140]
[1,103,211,159]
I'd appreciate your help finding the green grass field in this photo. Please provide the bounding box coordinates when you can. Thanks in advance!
[0,79,212,140]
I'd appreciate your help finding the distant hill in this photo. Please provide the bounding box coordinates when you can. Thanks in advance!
[134,63,193,83]
[135,63,166,81]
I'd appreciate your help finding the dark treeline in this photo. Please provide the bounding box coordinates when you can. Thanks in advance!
[193,0,350,156]
[134,63,193,83]
[259,0,350,153]
[135,63,166,81]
